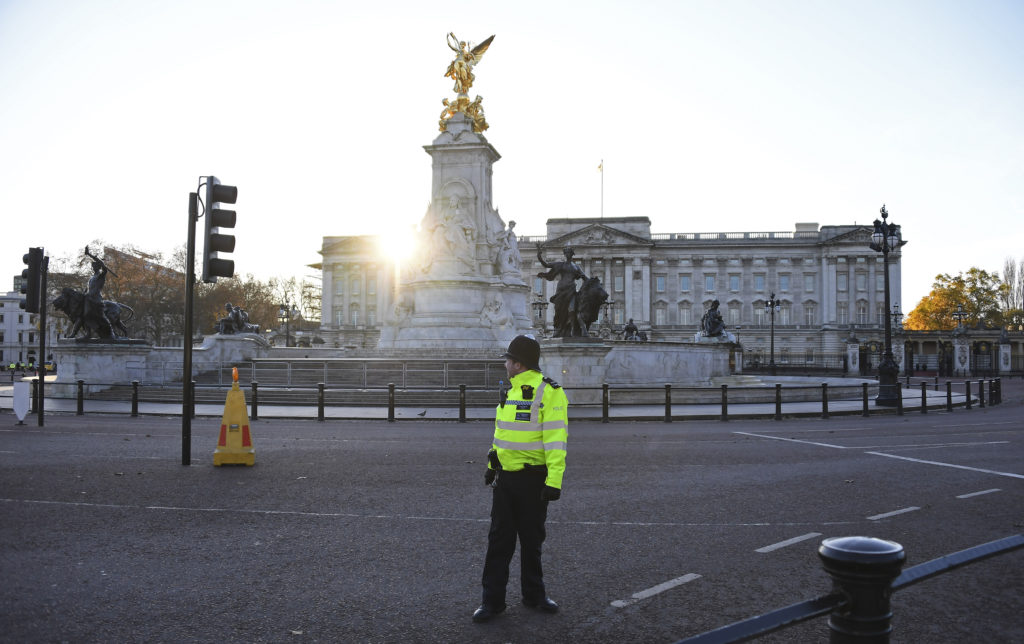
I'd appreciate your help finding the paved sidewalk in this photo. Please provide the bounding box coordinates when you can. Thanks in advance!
[0,377,1010,421]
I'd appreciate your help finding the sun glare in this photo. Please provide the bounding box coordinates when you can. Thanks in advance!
[379,227,419,266]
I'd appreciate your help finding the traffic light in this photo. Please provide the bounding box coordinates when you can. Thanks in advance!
[20,247,43,313]
[202,175,238,283]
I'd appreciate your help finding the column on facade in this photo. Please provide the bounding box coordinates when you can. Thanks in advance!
[340,264,350,327]
[822,257,835,326]
[641,258,651,326]
[359,266,368,327]
[322,266,334,329]
[624,257,634,322]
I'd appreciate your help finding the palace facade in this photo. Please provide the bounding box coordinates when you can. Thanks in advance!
[317,217,909,367]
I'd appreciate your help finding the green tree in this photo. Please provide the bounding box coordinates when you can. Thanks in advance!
[905,267,1008,330]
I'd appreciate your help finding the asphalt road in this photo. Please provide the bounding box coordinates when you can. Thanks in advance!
[1,389,1022,643]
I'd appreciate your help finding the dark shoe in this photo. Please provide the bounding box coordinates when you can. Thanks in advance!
[522,596,559,613]
[472,604,506,623]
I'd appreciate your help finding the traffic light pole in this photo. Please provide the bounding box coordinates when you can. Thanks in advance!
[37,256,48,427]
[182,192,198,466]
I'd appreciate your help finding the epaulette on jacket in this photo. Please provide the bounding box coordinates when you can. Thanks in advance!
[542,376,562,389]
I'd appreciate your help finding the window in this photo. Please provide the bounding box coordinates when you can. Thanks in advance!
[780,348,790,364]
[754,307,765,327]
[728,305,740,325]
[655,307,666,325]
[534,277,544,295]
[367,275,376,296]
[680,275,691,291]
[804,275,815,293]
[729,275,740,291]
[678,305,692,326]
[755,274,765,291]
[779,304,791,325]
[351,278,361,296]
[805,348,815,364]
[838,273,848,291]
[351,308,360,326]
[705,275,715,291]
[804,304,816,325]
[877,305,886,326]
[655,275,666,293]
[837,303,849,325]
[856,273,866,291]
[857,303,868,324]
[335,310,345,326]
[876,273,885,291]
[613,307,624,325]
[367,308,377,326]
[779,275,790,292]
[614,275,624,292]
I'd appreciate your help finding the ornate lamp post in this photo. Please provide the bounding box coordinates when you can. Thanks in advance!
[951,303,968,328]
[869,205,904,406]
[278,302,292,348]
[765,292,781,376]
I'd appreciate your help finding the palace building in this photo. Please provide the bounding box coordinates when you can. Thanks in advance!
[317,216,906,369]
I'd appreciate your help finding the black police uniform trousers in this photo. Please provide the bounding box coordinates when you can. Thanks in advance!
[481,464,549,607]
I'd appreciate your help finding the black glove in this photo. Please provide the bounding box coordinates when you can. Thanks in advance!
[541,486,561,502]
[485,468,496,486]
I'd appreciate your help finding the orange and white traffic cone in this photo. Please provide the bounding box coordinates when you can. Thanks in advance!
[213,367,255,466]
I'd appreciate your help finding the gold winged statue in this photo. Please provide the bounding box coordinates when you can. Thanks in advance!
[440,33,494,133]
[444,33,494,96]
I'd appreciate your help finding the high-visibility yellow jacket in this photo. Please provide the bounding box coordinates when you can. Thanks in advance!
[490,369,569,489]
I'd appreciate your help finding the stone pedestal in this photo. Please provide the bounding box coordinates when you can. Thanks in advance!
[954,335,971,377]
[539,339,734,405]
[379,112,532,351]
[845,339,860,375]
[51,340,153,396]
[998,343,1012,373]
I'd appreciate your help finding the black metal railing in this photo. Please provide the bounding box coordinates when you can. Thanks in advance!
[675,534,1024,643]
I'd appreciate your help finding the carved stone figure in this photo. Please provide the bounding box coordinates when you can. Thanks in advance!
[84,246,116,337]
[216,302,259,334]
[623,318,639,341]
[574,276,608,337]
[53,287,134,340]
[537,246,587,338]
[497,220,521,276]
[701,300,727,337]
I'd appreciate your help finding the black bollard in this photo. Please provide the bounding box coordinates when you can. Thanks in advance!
[862,382,870,417]
[77,379,84,415]
[978,380,985,408]
[920,382,927,414]
[459,384,466,423]
[965,381,972,409]
[821,383,829,419]
[318,383,325,422]
[602,383,609,424]
[388,383,395,422]
[30,379,38,414]
[720,384,728,422]
[131,381,139,417]
[896,385,903,416]
[251,382,259,420]
[946,381,953,412]
[775,383,783,421]
[664,384,672,423]
[818,536,906,643]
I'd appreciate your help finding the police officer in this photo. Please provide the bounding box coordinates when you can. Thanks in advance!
[473,334,568,623]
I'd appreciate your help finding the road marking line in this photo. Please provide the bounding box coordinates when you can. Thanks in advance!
[957,488,1002,499]
[611,574,701,608]
[733,432,847,449]
[936,422,1016,428]
[0,498,860,528]
[867,506,920,521]
[866,452,1024,480]
[862,441,1009,451]
[756,532,822,553]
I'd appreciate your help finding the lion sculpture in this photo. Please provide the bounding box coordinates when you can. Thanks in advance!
[53,287,134,339]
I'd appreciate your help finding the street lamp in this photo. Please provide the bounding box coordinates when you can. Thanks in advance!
[765,292,781,376]
[951,303,968,329]
[278,303,291,347]
[869,205,904,406]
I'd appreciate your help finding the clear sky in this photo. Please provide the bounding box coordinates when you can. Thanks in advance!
[2,0,1022,312]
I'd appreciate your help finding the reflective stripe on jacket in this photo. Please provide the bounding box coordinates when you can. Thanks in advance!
[491,369,568,489]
